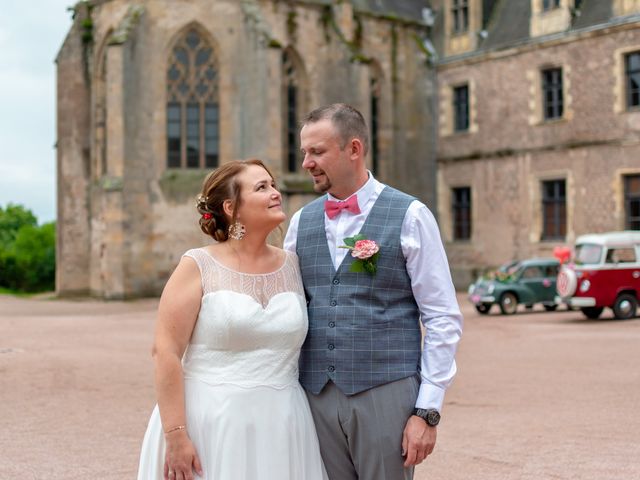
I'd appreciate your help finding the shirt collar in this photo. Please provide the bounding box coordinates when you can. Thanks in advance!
[327,171,378,207]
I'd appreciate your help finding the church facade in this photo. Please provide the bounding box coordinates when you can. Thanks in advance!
[56,0,436,298]
[58,0,640,298]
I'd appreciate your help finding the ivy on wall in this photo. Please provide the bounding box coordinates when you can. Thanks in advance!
[320,5,372,64]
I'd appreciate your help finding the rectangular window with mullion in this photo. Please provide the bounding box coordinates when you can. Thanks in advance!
[186,103,200,168]
[625,52,640,109]
[624,174,640,230]
[542,68,563,120]
[453,85,469,132]
[167,102,182,168]
[542,0,560,11]
[541,179,566,240]
[452,0,469,34]
[452,186,472,240]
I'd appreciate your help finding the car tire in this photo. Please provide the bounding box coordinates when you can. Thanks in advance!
[581,307,604,319]
[499,292,518,315]
[475,303,491,314]
[612,294,638,320]
[543,305,558,312]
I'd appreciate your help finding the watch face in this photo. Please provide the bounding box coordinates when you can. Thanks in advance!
[426,409,440,426]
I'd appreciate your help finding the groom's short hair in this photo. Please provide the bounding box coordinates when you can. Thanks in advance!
[303,103,370,155]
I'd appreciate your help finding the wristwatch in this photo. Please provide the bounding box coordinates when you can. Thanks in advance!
[413,408,440,427]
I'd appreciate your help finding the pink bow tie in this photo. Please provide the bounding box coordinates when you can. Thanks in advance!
[324,195,361,219]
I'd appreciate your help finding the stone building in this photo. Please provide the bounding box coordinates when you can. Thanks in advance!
[56,0,436,298]
[432,0,640,287]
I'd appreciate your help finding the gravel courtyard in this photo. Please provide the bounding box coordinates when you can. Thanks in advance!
[1,294,639,479]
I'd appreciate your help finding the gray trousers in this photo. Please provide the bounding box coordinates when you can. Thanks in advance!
[305,375,420,480]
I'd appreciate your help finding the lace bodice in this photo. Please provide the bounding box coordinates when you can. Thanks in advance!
[185,247,305,307]
[180,248,308,388]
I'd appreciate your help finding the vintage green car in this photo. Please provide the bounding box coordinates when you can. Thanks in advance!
[467,258,561,315]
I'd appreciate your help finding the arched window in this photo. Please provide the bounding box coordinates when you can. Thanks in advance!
[95,51,107,178]
[167,28,219,169]
[369,67,382,176]
[282,48,306,173]
[94,31,112,179]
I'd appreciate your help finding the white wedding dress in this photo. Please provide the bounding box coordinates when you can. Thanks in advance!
[137,248,327,480]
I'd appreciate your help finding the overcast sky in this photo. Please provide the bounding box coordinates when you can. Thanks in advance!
[0,0,72,223]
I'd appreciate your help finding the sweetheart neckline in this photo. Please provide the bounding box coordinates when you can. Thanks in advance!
[201,290,305,310]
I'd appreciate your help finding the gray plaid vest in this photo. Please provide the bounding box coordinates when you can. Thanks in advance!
[296,186,422,395]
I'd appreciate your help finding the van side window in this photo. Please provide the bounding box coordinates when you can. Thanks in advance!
[605,248,636,264]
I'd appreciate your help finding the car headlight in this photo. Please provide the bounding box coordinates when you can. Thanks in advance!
[488,284,495,294]
[579,279,591,293]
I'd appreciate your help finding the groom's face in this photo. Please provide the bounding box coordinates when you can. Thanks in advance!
[300,119,352,198]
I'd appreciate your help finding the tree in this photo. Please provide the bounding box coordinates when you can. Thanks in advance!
[0,204,37,247]
[0,205,55,292]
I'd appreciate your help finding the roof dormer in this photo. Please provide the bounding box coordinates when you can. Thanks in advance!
[443,0,484,56]
[613,0,640,18]
[530,0,575,37]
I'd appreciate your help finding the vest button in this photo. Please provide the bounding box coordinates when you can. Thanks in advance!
[328,365,335,372]
[330,300,337,306]
[328,344,335,350]
[328,321,335,328]
[333,279,340,285]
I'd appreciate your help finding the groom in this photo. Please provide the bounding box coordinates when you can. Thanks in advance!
[284,103,463,480]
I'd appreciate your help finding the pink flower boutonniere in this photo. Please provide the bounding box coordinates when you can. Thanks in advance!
[339,234,380,275]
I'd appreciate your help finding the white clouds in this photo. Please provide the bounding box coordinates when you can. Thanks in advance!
[0,0,72,222]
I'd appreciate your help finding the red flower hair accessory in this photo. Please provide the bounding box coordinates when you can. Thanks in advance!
[202,213,213,220]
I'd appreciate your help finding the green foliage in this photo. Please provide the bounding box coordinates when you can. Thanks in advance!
[0,205,55,293]
[0,204,37,245]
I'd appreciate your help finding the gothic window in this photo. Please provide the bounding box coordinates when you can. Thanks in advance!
[452,0,469,34]
[282,49,306,173]
[452,187,472,240]
[541,179,566,240]
[624,174,640,230]
[95,49,107,178]
[166,28,219,169]
[453,84,470,132]
[541,67,563,120]
[625,51,640,109]
[542,0,560,11]
[370,71,381,175]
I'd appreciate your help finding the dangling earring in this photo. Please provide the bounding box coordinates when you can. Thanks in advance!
[228,222,246,240]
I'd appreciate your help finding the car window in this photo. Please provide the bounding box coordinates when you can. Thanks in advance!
[575,244,602,265]
[521,266,543,279]
[545,265,559,277]
[605,248,637,264]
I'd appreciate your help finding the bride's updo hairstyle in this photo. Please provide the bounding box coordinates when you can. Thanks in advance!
[197,159,275,242]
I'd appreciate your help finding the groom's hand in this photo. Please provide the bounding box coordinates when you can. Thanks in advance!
[401,415,437,467]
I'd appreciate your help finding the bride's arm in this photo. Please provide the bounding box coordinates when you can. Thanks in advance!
[152,256,203,480]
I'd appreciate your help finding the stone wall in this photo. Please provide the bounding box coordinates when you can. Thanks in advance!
[436,24,640,288]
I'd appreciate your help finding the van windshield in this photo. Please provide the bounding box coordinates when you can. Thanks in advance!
[574,244,602,265]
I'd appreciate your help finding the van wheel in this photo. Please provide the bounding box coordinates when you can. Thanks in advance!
[544,305,558,312]
[581,307,604,319]
[499,292,518,315]
[613,294,638,320]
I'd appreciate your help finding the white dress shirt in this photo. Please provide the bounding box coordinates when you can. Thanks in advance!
[284,174,463,411]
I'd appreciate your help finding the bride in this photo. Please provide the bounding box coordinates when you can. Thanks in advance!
[137,159,327,480]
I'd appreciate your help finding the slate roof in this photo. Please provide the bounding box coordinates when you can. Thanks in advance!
[434,0,636,59]
[350,0,430,21]
[572,0,613,30]
[480,0,532,50]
